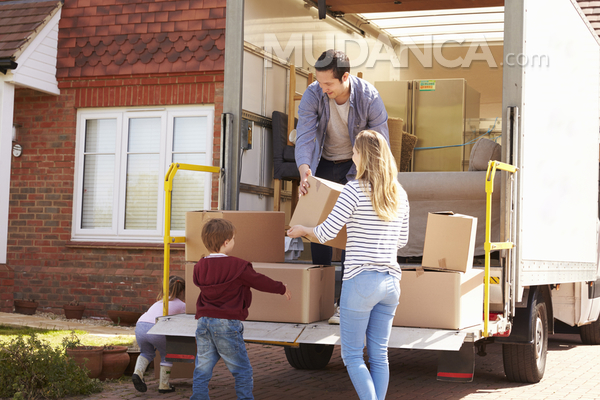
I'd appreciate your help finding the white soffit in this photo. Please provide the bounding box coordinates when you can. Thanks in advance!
[7,9,61,96]
[360,7,504,45]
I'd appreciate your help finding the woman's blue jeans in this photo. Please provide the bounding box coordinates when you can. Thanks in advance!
[191,317,253,400]
[340,271,400,400]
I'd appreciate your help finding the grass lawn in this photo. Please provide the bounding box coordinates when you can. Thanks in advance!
[0,324,136,349]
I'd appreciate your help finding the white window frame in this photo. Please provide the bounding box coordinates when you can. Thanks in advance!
[72,105,214,243]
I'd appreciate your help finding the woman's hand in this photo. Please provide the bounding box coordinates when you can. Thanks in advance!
[287,225,317,241]
[287,225,308,238]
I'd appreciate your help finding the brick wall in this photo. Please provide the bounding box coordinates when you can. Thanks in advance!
[3,72,223,316]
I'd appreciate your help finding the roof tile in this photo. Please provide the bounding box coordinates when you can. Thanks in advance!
[141,13,155,23]
[148,23,162,33]
[95,25,109,36]
[109,5,122,15]
[133,24,147,34]
[121,24,135,34]
[108,24,121,35]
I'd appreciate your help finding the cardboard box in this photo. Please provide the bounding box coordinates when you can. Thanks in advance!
[185,211,285,262]
[393,269,484,329]
[422,212,477,273]
[185,261,198,314]
[289,176,347,250]
[247,263,335,324]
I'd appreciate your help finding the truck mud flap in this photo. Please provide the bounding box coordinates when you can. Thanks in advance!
[437,341,475,382]
[165,335,196,363]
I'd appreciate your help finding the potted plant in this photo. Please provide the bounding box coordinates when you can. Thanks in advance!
[63,332,103,379]
[98,345,130,381]
[107,307,142,326]
[63,300,86,320]
[13,298,38,315]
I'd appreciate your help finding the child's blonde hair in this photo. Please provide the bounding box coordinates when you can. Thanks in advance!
[157,275,186,301]
[354,130,401,222]
[201,218,236,253]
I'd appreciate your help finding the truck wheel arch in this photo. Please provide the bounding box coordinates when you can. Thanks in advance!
[496,285,554,344]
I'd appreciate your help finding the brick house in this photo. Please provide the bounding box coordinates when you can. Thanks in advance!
[0,0,225,316]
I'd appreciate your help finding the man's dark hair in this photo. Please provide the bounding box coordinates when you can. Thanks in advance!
[314,50,350,81]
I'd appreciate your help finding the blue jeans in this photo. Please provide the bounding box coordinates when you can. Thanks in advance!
[190,317,253,400]
[135,321,171,367]
[340,271,400,400]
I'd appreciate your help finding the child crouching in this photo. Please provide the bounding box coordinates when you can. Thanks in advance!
[190,218,291,400]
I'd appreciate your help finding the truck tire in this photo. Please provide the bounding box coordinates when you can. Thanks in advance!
[284,343,334,370]
[502,301,548,383]
[580,318,600,345]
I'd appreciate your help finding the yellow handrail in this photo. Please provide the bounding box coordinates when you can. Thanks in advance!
[163,163,220,316]
[484,160,517,337]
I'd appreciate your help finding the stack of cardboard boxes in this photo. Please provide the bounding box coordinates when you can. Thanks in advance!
[184,210,335,324]
[393,212,485,330]
[283,175,485,331]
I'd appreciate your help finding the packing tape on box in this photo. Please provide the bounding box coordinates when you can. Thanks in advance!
[438,258,447,269]
[415,267,425,277]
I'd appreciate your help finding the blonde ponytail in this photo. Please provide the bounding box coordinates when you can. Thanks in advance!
[354,130,400,221]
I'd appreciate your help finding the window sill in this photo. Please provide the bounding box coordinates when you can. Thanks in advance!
[65,241,185,250]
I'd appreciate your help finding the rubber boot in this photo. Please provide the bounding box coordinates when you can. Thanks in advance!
[131,356,150,393]
[158,365,176,393]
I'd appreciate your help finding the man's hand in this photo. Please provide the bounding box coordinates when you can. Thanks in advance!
[298,164,312,196]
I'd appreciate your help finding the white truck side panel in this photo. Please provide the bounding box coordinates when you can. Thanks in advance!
[508,0,600,287]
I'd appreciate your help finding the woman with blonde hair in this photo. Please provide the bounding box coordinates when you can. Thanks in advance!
[288,130,409,400]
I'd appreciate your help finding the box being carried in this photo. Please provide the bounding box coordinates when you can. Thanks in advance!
[393,268,484,330]
[422,212,477,273]
[185,211,285,263]
[289,176,347,250]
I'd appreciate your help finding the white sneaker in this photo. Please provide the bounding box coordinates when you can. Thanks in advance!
[328,307,340,324]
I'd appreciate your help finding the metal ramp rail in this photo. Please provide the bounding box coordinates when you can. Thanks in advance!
[162,163,220,316]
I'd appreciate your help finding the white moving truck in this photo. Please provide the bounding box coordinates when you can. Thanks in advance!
[151,0,600,383]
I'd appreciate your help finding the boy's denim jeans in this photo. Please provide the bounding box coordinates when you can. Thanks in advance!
[340,271,400,400]
[190,317,253,400]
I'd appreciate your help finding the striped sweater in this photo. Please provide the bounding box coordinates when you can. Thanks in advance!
[314,179,410,280]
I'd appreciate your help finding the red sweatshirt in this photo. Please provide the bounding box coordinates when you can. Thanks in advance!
[192,255,286,321]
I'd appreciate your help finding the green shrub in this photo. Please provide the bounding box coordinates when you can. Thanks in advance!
[0,333,103,399]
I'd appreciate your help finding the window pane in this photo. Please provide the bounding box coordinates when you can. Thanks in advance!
[85,119,116,153]
[128,118,161,152]
[171,153,208,230]
[173,117,206,152]
[125,154,160,230]
[81,118,117,229]
[82,155,115,228]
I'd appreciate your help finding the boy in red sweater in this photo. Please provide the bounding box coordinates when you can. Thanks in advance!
[190,218,291,400]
